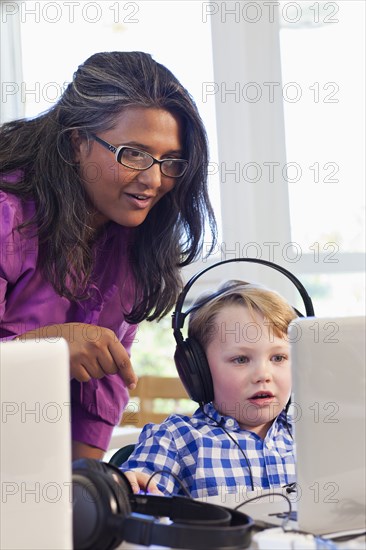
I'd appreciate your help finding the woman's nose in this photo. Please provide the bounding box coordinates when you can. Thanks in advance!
[135,163,163,190]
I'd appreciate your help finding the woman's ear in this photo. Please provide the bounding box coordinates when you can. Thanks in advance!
[71,129,84,163]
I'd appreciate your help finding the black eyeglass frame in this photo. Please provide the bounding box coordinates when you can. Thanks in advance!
[91,134,188,178]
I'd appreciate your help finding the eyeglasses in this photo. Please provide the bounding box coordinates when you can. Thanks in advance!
[91,134,188,178]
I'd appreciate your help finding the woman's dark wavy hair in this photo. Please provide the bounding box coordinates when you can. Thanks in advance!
[0,51,217,323]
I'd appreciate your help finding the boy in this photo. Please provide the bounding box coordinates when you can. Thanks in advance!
[121,280,297,498]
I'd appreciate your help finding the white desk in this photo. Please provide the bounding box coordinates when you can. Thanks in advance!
[115,532,366,550]
[115,530,366,550]
[112,490,366,550]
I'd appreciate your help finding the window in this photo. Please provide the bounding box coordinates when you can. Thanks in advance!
[17,1,222,245]
[203,0,365,316]
[279,0,365,316]
[3,1,365,378]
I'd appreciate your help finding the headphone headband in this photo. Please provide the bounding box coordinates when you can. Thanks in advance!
[172,258,315,331]
[172,258,315,404]
[122,501,252,549]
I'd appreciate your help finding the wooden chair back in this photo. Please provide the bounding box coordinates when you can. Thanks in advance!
[120,375,192,427]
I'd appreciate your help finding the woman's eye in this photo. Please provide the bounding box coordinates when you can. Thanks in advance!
[126,149,146,160]
[233,356,249,364]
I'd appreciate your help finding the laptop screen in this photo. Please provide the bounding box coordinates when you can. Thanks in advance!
[289,316,366,535]
[0,338,73,549]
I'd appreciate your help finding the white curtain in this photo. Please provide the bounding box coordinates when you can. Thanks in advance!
[183,4,295,302]
[0,0,23,123]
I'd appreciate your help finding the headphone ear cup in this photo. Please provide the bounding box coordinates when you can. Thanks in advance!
[73,459,133,497]
[174,336,214,404]
[72,462,254,550]
[72,460,132,550]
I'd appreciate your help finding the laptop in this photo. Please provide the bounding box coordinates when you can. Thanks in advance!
[200,316,366,539]
[289,315,366,536]
[0,338,73,549]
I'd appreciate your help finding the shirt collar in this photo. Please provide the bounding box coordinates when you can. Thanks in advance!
[201,402,241,430]
[201,403,291,434]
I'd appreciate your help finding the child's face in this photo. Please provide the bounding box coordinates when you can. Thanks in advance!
[206,303,291,438]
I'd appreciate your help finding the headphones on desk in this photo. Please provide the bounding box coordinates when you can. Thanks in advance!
[72,458,253,550]
[172,258,315,404]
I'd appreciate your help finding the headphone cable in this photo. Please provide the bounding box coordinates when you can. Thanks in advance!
[234,491,293,530]
[201,408,255,492]
[146,469,192,498]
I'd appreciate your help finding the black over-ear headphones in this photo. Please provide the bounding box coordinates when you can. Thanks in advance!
[172,258,315,404]
[72,458,253,550]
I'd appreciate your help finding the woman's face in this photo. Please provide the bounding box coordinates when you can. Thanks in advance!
[73,107,184,229]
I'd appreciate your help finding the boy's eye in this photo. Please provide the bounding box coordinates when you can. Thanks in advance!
[233,356,249,364]
[272,354,287,363]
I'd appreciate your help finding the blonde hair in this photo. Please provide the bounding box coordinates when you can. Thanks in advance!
[188,280,297,349]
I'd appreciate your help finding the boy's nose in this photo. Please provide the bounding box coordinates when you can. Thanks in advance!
[253,361,272,383]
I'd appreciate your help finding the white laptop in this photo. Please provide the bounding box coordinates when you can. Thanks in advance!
[200,316,366,539]
[0,339,73,550]
[289,315,366,536]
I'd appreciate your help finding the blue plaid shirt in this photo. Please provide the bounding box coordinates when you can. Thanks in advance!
[120,403,295,498]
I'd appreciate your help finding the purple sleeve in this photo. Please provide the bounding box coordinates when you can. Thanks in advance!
[0,192,23,339]
[1,191,139,451]
[71,322,138,451]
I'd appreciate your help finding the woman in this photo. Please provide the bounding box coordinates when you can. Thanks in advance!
[0,51,217,459]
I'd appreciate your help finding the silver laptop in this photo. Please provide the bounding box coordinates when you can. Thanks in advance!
[200,316,366,539]
[289,315,366,536]
[0,338,73,549]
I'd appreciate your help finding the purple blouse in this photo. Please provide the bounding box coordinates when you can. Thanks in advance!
[0,188,138,451]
